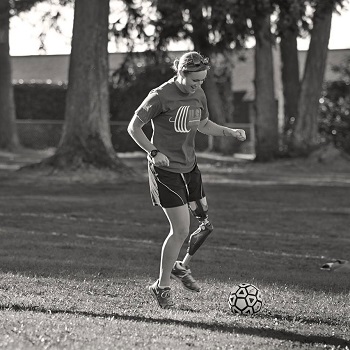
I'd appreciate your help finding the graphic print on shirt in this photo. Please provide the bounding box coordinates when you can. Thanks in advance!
[169,106,201,133]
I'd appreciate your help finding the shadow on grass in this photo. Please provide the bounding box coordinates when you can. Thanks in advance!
[2,304,349,348]
[255,312,345,328]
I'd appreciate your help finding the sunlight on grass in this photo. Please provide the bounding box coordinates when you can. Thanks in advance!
[0,161,349,349]
[0,272,349,349]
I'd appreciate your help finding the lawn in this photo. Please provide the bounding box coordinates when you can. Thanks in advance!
[0,150,349,350]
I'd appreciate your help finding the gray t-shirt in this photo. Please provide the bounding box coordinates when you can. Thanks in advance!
[135,77,209,173]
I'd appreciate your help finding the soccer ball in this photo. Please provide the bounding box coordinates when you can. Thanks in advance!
[228,283,263,315]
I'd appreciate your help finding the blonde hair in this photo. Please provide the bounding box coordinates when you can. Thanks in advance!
[172,51,210,73]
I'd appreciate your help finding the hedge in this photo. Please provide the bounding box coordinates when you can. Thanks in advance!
[14,63,174,121]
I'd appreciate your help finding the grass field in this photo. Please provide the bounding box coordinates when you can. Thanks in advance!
[0,150,349,350]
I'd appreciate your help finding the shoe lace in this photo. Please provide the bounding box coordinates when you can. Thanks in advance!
[159,289,174,306]
[182,269,196,283]
[160,289,171,299]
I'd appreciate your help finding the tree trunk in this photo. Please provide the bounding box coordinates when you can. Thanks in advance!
[189,3,231,153]
[290,1,333,156]
[194,52,232,153]
[40,0,131,173]
[280,27,300,146]
[0,0,20,150]
[215,52,234,123]
[253,13,279,161]
[212,52,237,154]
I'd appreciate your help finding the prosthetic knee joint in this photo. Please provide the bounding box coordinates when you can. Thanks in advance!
[187,198,214,256]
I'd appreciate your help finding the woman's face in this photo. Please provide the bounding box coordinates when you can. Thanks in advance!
[178,70,208,94]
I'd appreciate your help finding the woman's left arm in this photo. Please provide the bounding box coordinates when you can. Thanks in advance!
[198,118,246,141]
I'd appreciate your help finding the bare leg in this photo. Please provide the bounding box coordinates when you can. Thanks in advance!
[158,204,190,287]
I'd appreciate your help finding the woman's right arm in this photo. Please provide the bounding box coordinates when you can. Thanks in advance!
[127,115,169,167]
[127,115,155,153]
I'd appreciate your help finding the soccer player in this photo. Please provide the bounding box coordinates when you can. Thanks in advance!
[127,51,246,309]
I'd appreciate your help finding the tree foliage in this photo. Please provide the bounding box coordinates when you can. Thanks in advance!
[10,0,70,15]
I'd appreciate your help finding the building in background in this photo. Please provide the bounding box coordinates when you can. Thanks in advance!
[10,49,350,153]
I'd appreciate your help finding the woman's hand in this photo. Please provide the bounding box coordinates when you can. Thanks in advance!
[148,152,170,167]
[227,128,246,141]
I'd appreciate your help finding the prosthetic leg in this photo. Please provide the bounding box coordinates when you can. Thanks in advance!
[182,198,214,266]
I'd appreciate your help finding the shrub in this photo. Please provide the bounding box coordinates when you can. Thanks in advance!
[14,54,174,122]
[319,57,350,154]
[14,83,67,120]
[109,52,174,121]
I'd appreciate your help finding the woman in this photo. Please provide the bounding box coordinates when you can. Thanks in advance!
[127,51,246,309]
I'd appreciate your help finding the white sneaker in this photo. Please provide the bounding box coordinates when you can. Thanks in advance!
[148,280,175,309]
[171,261,200,292]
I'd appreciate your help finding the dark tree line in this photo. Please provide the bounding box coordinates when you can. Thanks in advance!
[0,0,347,172]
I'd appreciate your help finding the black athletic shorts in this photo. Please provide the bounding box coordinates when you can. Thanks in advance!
[148,163,206,208]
